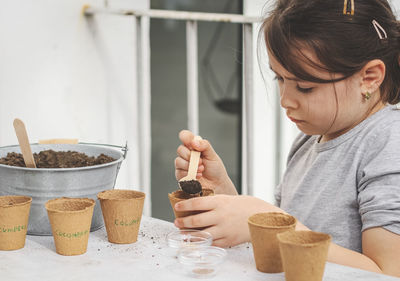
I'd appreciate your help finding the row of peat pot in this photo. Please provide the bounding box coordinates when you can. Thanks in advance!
[2,187,331,280]
[0,189,145,256]
[248,212,331,281]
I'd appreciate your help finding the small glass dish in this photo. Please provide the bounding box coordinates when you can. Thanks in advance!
[178,246,227,278]
[166,229,213,249]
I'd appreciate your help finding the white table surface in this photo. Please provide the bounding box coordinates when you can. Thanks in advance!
[1,216,398,281]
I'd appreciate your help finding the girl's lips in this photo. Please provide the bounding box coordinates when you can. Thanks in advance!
[288,116,303,123]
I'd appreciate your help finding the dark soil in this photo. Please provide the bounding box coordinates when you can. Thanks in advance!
[179,180,202,195]
[0,150,115,168]
[173,188,213,199]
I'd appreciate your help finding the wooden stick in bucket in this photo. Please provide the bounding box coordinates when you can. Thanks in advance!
[39,139,78,144]
[13,118,36,168]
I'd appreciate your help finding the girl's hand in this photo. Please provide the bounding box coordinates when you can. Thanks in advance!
[175,130,237,195]
[174,195,283,247]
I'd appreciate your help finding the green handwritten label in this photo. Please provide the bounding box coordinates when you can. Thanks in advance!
[1,225,26,233]
[114,218,139,227]
[55,229,89,238]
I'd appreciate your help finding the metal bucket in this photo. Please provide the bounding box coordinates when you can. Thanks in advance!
[0,143,127,235]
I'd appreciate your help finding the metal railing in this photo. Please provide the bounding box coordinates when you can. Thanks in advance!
[84,6,261,214]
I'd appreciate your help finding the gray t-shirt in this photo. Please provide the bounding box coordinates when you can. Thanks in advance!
[276,104,400,253]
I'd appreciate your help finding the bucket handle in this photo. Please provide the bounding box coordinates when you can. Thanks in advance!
[78,142,128,159]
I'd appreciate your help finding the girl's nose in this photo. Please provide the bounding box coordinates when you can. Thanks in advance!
[280,84,298,110]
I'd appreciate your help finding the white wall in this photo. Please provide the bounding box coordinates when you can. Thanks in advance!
[0,0,150,213]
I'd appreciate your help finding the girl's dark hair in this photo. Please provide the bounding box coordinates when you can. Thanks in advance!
[263,0,400,104]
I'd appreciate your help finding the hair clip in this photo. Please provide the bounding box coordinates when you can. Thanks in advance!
[343,0,355,15]
[372,20,387,40]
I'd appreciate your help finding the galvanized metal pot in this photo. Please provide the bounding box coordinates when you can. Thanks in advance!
[0,143,126,236]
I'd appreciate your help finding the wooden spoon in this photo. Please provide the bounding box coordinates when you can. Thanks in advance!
[13,118,36,168]
[178,136,202,195]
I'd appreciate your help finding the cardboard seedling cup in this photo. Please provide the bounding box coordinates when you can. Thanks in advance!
[97,189,145,244]
[248,212,297,273]
[0,196,32,250]
[277,230,331,281]
[168,188,214,218]
[45,197,95,256]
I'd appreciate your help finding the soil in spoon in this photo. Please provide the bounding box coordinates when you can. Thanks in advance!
[179,180,202,195]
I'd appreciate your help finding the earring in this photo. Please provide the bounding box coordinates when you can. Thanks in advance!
[362,91,372,100]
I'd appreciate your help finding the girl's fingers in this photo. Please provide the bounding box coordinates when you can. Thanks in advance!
[175,157,189,170]
[175,171,202,181]
[191,138,219,161]
[212,238,229,248]
[176,145,190,160]
[175,158,204,172]
[175,169,188,181]
[179,130,213,157]
[203,227,233,247]
[174,210,219,229]
[174,196,217,212]
[179,130,195,149]
[203,225,223,241]
[175,222,230,247]
[176,142,204,167]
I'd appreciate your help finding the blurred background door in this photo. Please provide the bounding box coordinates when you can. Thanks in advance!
[150,0,243,221]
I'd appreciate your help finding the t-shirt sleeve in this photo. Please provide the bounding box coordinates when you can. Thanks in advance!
[358,122,400,234]
[274,183,282,207]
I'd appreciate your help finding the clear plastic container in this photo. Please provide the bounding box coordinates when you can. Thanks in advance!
[166,229,213,249]
[178,246,227,278]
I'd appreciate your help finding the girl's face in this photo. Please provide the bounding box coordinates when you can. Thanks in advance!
[267,49,382,142]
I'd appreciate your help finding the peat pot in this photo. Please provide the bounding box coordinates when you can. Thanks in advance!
[0,143,126,235]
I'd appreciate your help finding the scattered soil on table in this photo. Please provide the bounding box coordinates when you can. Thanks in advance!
[0,150,115,168]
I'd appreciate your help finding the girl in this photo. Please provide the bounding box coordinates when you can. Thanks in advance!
[174,0,400,277]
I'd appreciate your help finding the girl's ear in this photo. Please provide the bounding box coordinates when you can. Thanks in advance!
[360,59,386,93]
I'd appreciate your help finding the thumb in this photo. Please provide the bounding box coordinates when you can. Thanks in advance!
[191,138,219,161]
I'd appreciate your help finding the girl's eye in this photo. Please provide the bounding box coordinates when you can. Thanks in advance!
[296,85,314,93]
[274,75,284,82]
